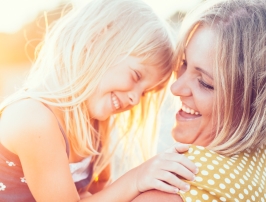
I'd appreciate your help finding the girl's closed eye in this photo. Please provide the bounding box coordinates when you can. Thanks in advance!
[198,78,214,90]
[182,59,187,67]
[133,70,141,81]
[177,59,187,76]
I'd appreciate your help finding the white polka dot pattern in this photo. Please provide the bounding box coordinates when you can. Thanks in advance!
[179,144,266,201]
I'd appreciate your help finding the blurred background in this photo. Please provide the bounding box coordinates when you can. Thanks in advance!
[0,0,202,152]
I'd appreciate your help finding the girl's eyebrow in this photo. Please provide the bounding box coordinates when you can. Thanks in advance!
[195,67,213,80]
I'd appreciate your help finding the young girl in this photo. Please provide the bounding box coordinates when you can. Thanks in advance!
[0,0,198,201]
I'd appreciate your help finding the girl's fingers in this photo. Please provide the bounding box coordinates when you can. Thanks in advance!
[152,179,179,194]
[160,160,196,181]
[155,170,191,192]
[157,152,198,175]
[174,142,191,153]
[165,142,190,153]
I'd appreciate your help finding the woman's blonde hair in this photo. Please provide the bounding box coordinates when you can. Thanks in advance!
[0,0,175,181]
[175,0,266,155]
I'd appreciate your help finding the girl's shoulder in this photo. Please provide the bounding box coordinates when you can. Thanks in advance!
[0,98,55,125]
[0,99,66,155]
[0,99,79,201]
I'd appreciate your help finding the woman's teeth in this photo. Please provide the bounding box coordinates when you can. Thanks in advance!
[111,93,120,110]
[181,104,200,115]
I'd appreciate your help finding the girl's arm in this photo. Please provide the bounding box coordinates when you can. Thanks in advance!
[1,100,197,202]
[80,143,198,202]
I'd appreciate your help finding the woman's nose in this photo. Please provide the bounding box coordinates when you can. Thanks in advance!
[170,76,192,97]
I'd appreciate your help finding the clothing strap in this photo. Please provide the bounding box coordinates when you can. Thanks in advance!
[42,103,96,191]
[42,103,70,158]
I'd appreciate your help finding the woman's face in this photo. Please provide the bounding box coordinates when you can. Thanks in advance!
[171,26,216,146]
[87,56,163,121]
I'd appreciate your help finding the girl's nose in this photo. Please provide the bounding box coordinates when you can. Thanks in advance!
[170,77,192,97]
[128,91,141,106]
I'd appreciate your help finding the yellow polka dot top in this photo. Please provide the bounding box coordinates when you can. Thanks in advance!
[179,144,266,202]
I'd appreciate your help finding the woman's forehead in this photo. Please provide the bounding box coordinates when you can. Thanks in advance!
[185,27,216,69]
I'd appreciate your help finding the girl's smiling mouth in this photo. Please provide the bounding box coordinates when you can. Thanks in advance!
[111,92,121,110]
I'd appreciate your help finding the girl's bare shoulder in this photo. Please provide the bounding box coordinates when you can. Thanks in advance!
[0,99,65,155]
[0,99,79,200]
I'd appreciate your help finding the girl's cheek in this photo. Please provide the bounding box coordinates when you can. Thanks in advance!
[120,77,136,90]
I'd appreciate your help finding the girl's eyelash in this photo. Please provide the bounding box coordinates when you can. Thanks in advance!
[175,59,187,74]
[198,79,214,90]
[135,70,141,80]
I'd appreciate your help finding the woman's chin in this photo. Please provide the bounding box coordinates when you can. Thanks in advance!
[171,126,194,144]
[171,119,201,144]
[172,124,214,146]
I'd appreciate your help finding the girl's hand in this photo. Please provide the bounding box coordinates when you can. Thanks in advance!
[134,142,198,194]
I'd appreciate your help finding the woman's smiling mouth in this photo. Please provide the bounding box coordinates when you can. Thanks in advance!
[177,103,202,120]
[111,92,121,110]
[181,103,201,115]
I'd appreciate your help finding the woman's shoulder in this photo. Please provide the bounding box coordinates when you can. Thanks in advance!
[0,99,65,155]
[179,144,266,201]
[130,145,266,202]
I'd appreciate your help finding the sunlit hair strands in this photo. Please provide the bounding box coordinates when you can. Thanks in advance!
[0,0,175,181]
[175,0,266,155]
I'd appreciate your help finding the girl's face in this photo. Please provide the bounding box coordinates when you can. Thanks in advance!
[171,26,216,146]
[87,56,163,120]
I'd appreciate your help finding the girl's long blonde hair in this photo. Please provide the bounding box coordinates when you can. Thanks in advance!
[0,0,175,181]
[175,0,266,155]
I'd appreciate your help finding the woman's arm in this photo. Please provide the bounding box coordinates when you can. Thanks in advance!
[131,190,183,202]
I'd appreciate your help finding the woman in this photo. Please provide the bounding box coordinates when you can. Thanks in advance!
[132,0,266,201]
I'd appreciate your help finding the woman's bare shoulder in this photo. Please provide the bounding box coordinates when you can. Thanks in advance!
[131,190,183,202]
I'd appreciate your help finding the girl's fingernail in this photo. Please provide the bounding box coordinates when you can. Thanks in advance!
[195,168,199,174]
[183,184,190,192]
[174,188,179,194]
[192,175,196,181]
